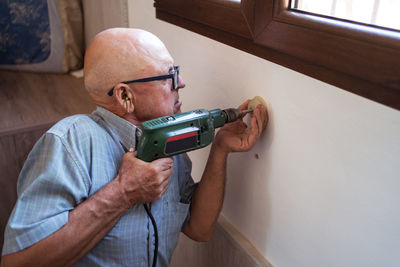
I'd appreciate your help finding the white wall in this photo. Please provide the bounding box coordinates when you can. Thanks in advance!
[128,1,400,266]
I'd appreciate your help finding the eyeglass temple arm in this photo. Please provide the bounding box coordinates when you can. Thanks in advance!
[107,67,178,96]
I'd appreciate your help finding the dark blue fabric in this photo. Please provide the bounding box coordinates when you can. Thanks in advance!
[0,0,51,64]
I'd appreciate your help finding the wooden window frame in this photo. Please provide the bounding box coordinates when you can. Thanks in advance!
[154,0,400,110]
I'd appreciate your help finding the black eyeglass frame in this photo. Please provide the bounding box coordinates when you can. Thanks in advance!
[107,66,180,96]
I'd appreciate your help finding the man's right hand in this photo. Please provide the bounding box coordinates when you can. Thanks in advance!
[1,151,173,267]
[115,152,174,207]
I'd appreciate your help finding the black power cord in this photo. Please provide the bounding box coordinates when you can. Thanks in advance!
[119,143,158,266]
[143,203,158,267]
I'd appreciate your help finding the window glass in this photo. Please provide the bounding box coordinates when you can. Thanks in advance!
[291,0,400,31]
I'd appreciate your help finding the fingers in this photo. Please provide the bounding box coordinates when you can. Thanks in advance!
[150,158,174,185]
[238,99,250,110]
[147,169,171,200]
[157,169,172,195]
[247,110,261,146]
[251,104,268,130]
[152,157,174,171]
[117,154,174,205]
[145,157,173,199]
[254,105,262,134]
[124,152,174,172]
[257,103,268,127]
[245,104,267,146]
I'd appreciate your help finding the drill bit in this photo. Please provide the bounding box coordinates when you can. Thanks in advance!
[223,108,254,123]
[240,109,253,116]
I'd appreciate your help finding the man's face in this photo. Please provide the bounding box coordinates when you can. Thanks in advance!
[131,60,186,122]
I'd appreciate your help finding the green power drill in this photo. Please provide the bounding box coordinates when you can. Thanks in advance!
[136,108,252,162]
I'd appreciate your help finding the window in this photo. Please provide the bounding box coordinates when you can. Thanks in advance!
[154,0,400,110]
[291,0,400,30]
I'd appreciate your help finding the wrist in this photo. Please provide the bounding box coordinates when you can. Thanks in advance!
[105,177,132,211]
[210,141,229,160]
[212,133,231,155]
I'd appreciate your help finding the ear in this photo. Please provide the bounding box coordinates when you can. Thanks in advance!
[113,83,136,115]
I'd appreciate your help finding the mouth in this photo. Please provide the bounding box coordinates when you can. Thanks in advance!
[174,100,182,113]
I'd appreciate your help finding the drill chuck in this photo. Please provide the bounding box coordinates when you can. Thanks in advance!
[222,108,252,123]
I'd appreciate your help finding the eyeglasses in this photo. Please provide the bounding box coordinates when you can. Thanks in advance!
[107,66,180,96]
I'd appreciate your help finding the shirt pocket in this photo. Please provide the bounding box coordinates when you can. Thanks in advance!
[164,199,190,258]
[170,200,190,234]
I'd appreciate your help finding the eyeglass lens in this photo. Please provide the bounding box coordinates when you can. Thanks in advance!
[172,67,179,89]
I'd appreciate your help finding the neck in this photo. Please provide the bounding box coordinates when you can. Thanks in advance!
[90,94,143,127]
[121,113,142,127]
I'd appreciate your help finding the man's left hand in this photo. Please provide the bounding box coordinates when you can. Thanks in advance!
[213,100,268,153]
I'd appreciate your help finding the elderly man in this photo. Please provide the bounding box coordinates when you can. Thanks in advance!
[2,28,267,266]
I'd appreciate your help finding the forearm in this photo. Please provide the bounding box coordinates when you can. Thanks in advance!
[1,179,129,267]
[184,144,228,241]
[184,102,267,242]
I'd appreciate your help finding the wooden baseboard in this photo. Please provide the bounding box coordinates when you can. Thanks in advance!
[171,214,273,267]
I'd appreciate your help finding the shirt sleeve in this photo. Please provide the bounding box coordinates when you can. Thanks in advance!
[2,132,90,255]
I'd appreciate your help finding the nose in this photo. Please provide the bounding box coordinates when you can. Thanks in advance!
[176,74,186,90]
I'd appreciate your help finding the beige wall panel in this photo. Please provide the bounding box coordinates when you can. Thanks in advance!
[82,0,129,47]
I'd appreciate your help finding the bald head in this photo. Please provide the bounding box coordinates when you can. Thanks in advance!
[84,28,172,96]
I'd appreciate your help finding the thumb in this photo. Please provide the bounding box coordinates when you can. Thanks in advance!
[125,150,137,159]
[238,100,250,110]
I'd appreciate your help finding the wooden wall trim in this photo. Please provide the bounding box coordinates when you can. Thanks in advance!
[217,215,273,267]
[154,0,400,110]
[0,121,57,137]
[171,214,273,267]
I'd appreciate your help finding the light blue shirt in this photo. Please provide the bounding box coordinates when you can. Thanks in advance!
[2,106,197,266]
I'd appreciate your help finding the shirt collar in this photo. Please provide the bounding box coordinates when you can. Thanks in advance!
[93,106,139,152]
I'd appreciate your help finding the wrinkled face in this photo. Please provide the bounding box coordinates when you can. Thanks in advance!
[131,56,186,122]
[83,28,186,123]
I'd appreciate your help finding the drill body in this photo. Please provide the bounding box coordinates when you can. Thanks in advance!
[136,108,249,162]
